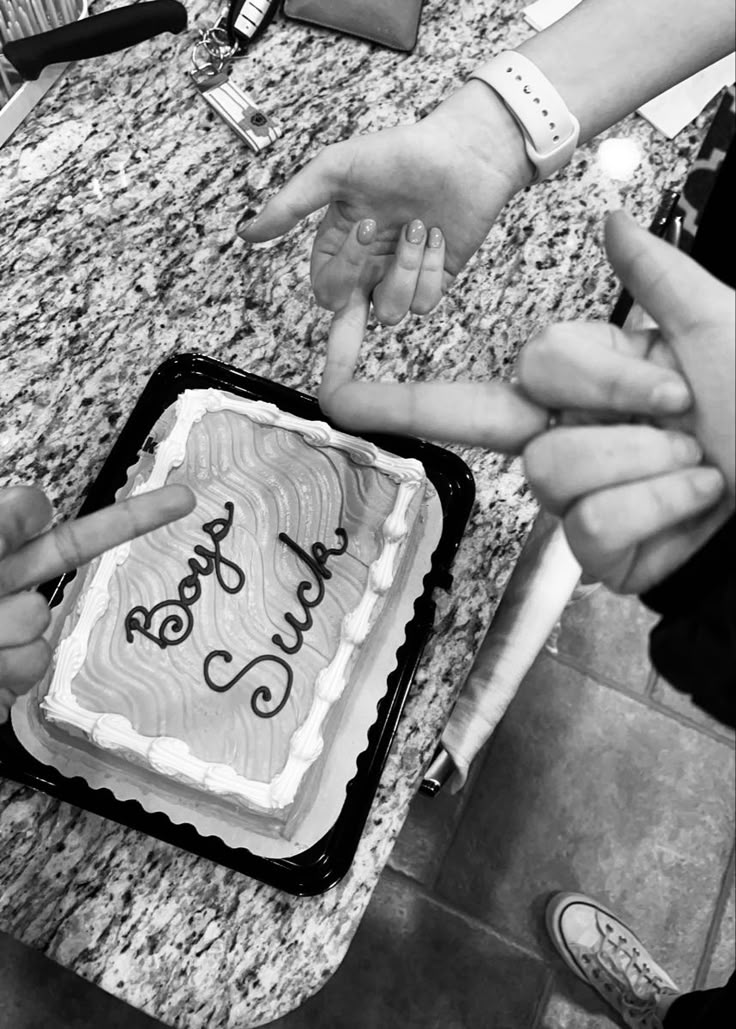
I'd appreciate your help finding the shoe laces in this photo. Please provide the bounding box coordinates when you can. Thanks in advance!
[574,915,675,1027]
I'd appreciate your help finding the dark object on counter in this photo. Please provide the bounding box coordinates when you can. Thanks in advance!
[3,0,187,81]
[189,1,282,152]
[0,354,474,896]
[283,0,425,52]
[225,0,281,49]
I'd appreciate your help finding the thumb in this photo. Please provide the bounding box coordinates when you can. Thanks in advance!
[605,209,728,339]
[237,145,349,242]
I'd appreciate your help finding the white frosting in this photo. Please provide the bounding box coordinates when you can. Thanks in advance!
[42,389,425,811]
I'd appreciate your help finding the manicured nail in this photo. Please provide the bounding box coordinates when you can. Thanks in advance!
[668,433,702,465]
[428,227,443,249]
[650,378,692,413]
[357,218,377,245]
[406,219,425,245]
[691,467,724,498]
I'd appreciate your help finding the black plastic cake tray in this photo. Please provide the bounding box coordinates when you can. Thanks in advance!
[0,354,475,895]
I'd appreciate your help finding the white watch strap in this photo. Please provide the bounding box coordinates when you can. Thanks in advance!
[470,51,580,182]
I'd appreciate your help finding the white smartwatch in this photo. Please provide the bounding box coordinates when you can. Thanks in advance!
[469,51,580,182]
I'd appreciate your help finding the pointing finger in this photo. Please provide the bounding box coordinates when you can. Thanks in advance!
[320,379,547,452]
[237,144,351,243]
[320,292,371,406]
[0,484,195,597]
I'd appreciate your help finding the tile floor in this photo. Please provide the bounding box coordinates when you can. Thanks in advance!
[1,587,734,1029]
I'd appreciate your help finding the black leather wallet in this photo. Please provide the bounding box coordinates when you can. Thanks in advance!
[282,0,424,52]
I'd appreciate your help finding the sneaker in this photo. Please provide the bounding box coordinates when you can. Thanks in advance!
[546,892,681,1029]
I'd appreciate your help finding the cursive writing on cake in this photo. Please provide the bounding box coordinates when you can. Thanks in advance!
[124,501,348,718]
[204,528,348,717]
[124,501,245,649]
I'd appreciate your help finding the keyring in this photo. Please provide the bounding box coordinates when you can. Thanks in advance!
[189,0,282,152]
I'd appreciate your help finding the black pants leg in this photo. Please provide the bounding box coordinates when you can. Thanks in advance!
[663,971,736,1028]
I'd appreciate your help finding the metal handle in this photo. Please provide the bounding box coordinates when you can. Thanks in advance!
[420,747,456,796]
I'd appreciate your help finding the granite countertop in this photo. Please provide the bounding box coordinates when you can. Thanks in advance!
[0,0,715,1025]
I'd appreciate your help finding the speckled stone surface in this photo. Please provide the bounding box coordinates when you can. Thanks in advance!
[0,1,717,1026]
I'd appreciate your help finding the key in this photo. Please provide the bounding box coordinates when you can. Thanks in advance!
[226,0,280,49]
[189,0,282,153]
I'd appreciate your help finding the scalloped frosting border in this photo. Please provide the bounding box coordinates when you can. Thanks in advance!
[42,389,426,810]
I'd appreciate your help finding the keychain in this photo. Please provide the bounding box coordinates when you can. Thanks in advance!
[190,0,281,153]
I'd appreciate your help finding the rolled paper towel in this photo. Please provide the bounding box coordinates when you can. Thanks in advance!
[442,512,581,791]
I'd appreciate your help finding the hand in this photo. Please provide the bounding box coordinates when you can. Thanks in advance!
[0,484,195,722]
[516,210,735,592]
[316,216,698,452]
[314,209,734,594]
[238,82,533,325]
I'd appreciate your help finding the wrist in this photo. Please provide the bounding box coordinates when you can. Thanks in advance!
[469,54,581,182]
[431,80,535,197]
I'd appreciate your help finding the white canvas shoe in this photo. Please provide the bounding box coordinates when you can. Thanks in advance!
[546,892,681,1029]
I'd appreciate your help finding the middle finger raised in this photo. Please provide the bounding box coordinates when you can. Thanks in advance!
[320,292,371,403]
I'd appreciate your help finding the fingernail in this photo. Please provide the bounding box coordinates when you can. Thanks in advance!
[236,209,260,237]
[406,219,425,245]
[357,218,377,245]
[428,227,443,249]
[668,433,702,464]
[611,208,638,226]
[692,467,724,497]
[650,379,692,413]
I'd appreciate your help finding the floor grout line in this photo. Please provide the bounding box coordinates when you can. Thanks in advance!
[550,649,656,701]
[392,601,733,1023]
[529,969,555,1029]
[383,863,544,963]
[693,843,735,990]
[551,650,735,747]
[422,732,501,895]
[425,641,731,896]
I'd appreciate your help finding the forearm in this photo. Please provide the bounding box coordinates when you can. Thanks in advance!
[443,0,735,202]
[517,0,735,142]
